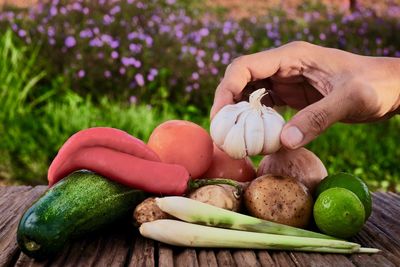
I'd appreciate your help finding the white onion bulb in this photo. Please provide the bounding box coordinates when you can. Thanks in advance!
[210,88,285,159]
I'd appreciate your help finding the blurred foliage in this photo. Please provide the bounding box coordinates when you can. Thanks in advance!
[0,1,399,191]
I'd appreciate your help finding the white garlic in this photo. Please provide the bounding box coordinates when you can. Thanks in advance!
[210,88,286,159]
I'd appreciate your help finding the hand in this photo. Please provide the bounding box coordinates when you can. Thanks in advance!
[211,41,400,149]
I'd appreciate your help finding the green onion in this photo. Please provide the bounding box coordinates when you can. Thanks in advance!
[140,219,379,254]
[156,197,335,239]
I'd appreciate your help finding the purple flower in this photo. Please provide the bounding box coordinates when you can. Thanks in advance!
[211,67,218,75]
[80,29,93,38]
[145,36,153,46]
[110,5,121,15]
[49,38,56,45]
[60,7,67,14]
[89,38,103,47]
[110,40,119,49]
[111,51,119,59]
[319,33,326,41]
[104,70,111,78]
[65,36,76,48]
[119,67,126,75]
[18,29,26,38]
[330,23,338,33]
[191,72,199,80]
[150,68,158,76]
[129,43,142,53]
[47,26,55,37]
[78,70,85,78]
[185,85,193,93]
[103,14,114,25]
[135,73,145,86]
[175,30,184,38]
[127,0,134,4]
[166,0,176,4]
[72,2,82,11]
[212,52,220,62]
[128,32,138,40]
[83,7,89,15]
[50,6,58,16]
[199,28,209,37]
[129,96,137,104]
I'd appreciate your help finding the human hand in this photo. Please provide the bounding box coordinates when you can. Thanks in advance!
[211,41,400,149]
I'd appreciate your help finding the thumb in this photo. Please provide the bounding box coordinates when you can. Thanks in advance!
[280,91,349,149]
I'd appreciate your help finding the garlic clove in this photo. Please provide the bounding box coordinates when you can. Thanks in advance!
[210,102,249,146]
[244,109,264,156]
[222,110,249,159]
[261,107,285,154]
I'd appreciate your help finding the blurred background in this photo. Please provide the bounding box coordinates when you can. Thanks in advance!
[0,0,399,191]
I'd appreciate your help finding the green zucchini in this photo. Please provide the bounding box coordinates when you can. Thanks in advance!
[17,171,146,259]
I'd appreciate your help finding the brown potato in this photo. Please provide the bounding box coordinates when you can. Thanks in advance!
[133,197,171,226]
[244,174,313,228]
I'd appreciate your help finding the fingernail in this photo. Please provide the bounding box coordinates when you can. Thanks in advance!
[282,126,304,148]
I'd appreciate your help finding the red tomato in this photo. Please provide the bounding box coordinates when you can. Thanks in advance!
[148,120,213,179]
[203,145,256,182]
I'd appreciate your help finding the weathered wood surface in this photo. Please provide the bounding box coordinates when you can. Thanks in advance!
[0,186,399,267]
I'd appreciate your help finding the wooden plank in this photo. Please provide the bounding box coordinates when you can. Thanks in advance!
[348,253,398,267]
[290,252,355,267]
[14,253,48,267]
[215,250,236,267]
[158,243,174,267]
[128,235,155,267]
[0,186,35,219]
[94,228,131,267]
[0,187,46,267]
[232,249,260,267]
[175,248,199,267]
[269,252,296,267]
[257,251,276,267]
[351,221,400,265]
[368,204,400,246]
[373,194,400,217]
[387,192,400,200]
[197,249,218,267]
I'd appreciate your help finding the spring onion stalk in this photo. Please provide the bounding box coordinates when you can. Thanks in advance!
[140,220,376,254]
[156,197,335,239]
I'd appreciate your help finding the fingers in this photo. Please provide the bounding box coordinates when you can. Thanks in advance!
[280,89,351,149]
[210,48,283,119]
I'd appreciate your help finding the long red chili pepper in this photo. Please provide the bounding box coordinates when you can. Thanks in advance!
[48,127,160,186]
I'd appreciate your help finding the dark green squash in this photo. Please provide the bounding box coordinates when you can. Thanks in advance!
[17,171,146,259]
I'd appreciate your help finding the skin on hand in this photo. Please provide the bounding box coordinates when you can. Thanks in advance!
[211,41,400,149]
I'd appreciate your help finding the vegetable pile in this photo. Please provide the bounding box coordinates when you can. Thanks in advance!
[17,89,378,259]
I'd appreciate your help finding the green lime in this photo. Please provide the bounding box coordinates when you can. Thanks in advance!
[313,187,365,239]
[315,172,372,220]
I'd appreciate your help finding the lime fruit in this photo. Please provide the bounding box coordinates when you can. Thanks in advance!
[313,187,365,239]
[315,172,372,220]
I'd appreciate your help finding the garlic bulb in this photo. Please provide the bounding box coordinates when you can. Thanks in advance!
[210,88,285,159]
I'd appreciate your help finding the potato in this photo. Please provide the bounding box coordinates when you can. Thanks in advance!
[148,120,213,179]
[189,184,243,212]
[203,145,256,182]
[133,197,171,226]
[244,174,313,228]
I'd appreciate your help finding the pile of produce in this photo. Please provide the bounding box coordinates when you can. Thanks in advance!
[17,89,378,259]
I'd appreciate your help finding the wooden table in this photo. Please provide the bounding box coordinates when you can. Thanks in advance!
[0,186,399,267]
